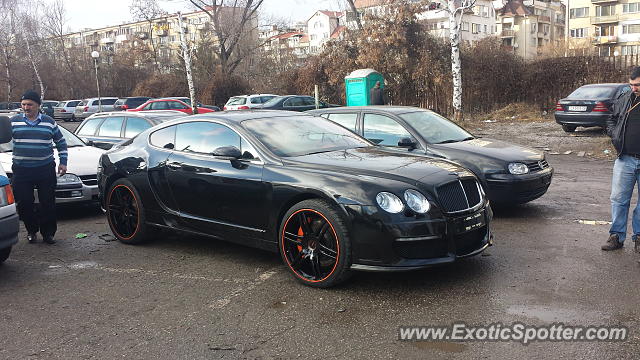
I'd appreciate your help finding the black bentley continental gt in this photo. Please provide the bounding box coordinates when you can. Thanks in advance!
[98,111,493,287]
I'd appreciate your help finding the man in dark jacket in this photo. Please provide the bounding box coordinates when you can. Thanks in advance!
[602,67,640,251]
[369,81,386,105]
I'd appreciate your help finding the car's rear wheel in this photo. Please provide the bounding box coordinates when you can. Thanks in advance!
[562,124,577,133]
[279,199,352,288]
[0,246,11,263]
[106,179,153,244]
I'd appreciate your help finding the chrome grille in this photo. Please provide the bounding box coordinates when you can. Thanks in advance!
[79,175,97,186]
[526,159,549,172]
[436,178,483,214]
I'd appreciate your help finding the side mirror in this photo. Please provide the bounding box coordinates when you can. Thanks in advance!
[85,140,94,146]
[398,137,418,150]
[0,116,12,143]
[212,146,242,159]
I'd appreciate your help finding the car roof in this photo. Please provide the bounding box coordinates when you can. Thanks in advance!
[309,105,430,115]
[89,110,187,118]
[580,83,628,87]
[166,110,308,126]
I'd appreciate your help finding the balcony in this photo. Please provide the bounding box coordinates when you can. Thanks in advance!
[115,34,131,43]
[592,35,618,44]
[100,37,114,44]
[136,32,148,39]
[538,16,551,23]
[591,0,618,3]
[590,14,619,24]
[500,29,515,37]
[156,29,168,37]
[85,39,98,46]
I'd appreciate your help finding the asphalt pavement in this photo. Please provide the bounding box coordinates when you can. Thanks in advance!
[1,121,639,359]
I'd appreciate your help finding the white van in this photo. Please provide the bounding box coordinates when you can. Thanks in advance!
[0,163,18,263]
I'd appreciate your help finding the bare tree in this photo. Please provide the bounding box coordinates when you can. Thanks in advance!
[345,0,363,30]
[188,0,264,74]
[442,0,476,121]
[20,3,47,99]
[130,0,168,73]
[0,1,19,101]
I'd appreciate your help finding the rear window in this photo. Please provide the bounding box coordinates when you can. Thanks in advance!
[67,101,81,107]
[567,86,617,99]
[227,97,247,106]
[101,98,118,105]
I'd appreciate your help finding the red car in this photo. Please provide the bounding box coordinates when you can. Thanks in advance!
[128,99,215,114]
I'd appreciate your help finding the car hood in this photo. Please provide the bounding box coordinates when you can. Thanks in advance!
[0,145,105,176]
[285,147,473,184]
[433,138,544,163]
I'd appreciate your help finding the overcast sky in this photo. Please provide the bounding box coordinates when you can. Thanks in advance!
[55,0,342,32]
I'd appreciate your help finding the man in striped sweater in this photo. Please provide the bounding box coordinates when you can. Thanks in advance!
[10,90,68,244]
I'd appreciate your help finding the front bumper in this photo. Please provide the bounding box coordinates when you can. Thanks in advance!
[0,212,19,250]
[485,167,553,204]
[346,204,493,271]
[33,182,99,204]
[554,112,609,127]
[54,112,73,120]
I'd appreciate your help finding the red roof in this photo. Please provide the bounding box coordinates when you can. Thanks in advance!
[498,0,533,16]
[268,31,305,41]
[330,26,346,39]
[318,10,344,18]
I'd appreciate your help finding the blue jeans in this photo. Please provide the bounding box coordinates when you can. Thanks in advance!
[610,154,640,243]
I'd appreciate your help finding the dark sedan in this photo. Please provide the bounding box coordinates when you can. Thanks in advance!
[308,106,554,206]
[75,110,187,150]
[257,95,339,111]
[555,83,631,132]
[98,111,493,287]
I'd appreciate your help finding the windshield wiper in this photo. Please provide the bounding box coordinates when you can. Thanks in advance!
[435,139,459,144]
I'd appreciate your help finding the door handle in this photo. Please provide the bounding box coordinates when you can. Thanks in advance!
[167,162,182,170]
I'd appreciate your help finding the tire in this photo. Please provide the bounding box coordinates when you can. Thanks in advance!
[278,199,352,288]
[0,247,11,263]
[106,178,153,244]
[562,124,577,133]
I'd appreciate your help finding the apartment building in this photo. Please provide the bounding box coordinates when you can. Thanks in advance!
[260,25,310,62]
[496,0,566,59]
[307,10,346,54]
[60,7,258,71]
[568,0,640,56]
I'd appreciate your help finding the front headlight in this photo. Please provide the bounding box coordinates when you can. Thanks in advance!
[508,162,529,175]
[404,189,430,213]
[376,192,404,213]
[57,173,81,184]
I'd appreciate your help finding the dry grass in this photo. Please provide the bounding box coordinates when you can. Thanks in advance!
[470,102,550,123]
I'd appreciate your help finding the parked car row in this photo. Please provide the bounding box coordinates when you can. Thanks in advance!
[223,94,339,112]
[52,96,219,122]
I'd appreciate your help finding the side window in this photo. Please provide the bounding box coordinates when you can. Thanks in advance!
[240,138,260,160]
[151,101,169,110]
[619,85,631,97]
[97,116,125,137]
[150,126,176,149]
[101,98,117,105]
[168,101,188,109]
[77,118,103,136]
[68,101,80,107]
[301,97,316,106]
[284,97,303,107]
[363,113,412,146]
[175,122,241,155]
[327,113,358,132]
[124,117,152,138]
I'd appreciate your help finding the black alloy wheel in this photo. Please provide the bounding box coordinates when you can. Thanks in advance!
[279,199,352,288]
[106,179,151,244]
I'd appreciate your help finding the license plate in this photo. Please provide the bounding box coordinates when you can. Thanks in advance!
[454,210,486,234]
[568,106,587,112]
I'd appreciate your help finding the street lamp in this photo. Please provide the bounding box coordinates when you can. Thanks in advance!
[91,51,102,113]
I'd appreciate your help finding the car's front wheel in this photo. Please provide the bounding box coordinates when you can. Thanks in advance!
[106,179,153,244]
[279,199,352,288]
[562,124,577,133]
[0,246,11,263]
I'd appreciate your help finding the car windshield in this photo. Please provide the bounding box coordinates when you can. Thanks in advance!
[398,110,474,144]
[262,96,285,107]
[567,85,617,99]
[243,116,372,157]
[0,125,85,152]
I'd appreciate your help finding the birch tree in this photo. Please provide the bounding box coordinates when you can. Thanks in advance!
[176,12,198,114]
[44,0,82,98]
[0,1,18,101]
[188,0,264,74]
[21,4,46,100]
[443,0,475,121]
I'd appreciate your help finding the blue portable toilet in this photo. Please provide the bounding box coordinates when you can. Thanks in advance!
[344,69,385,106]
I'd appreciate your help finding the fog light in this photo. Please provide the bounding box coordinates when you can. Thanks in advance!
[70,190,82,197]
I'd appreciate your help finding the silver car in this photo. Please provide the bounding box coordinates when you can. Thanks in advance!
[0,126,105,204]
[74,97,118,121]
[53,100,82,121]
[0,162,18,263]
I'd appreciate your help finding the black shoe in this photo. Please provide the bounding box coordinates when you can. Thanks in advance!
[633,235,639,253]
[602,234,623,251]
[42,235,56,244]
[27,233,37,243]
